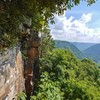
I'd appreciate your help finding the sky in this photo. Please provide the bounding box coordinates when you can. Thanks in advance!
[49,0,100,43]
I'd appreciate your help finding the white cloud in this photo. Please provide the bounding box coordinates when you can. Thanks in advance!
[80,13,92,23]
[50,13,100,43]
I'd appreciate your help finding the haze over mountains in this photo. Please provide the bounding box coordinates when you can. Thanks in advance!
[71,42,96,51]
[84,44,100,63]
[55,40,100,63]
[55,40,85,59]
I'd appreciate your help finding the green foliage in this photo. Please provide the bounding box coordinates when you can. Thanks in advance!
[39,27,55,58]
[0,33,18,47]
[17,92,27,100]
[0,0,96,47]
[31,72,64,100]
[32,49,100,100]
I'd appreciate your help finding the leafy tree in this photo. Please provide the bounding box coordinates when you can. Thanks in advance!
[39,27,55,58]
[31,72,64,100]
[32,49,100,100]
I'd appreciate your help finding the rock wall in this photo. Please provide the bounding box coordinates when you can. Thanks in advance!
[0,47,24,100]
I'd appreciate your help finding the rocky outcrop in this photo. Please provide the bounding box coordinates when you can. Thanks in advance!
[24,30,40,100]
[0,47,24,100]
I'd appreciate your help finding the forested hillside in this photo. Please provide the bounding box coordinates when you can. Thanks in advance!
[31,49,100,100]
[31,34,100,100]
[84,44,100,63]
[55,40,85,59]
[55,40,100,63]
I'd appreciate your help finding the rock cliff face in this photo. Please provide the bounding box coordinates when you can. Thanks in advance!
[0,47,24,100]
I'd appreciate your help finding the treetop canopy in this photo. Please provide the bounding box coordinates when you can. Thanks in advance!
[0,0,96,46]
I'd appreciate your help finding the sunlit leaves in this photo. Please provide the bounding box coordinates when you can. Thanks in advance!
[33,49,100,100]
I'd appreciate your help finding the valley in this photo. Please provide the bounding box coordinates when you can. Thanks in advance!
[55,40,100,63]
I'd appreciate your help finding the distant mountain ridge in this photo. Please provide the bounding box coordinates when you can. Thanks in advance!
[55,40,100,63]
[71,42,96,51]
[84,44,100,63]
[55,40,85,59]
